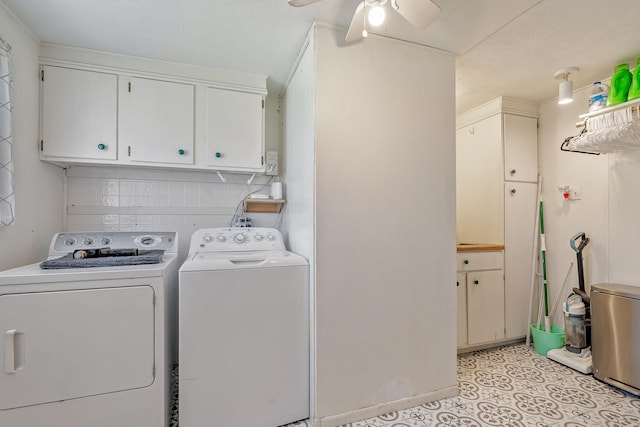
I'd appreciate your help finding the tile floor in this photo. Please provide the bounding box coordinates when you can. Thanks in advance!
[284,343,640,427]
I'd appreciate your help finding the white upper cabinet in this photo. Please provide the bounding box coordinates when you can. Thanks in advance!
[456,114,504,244]
[204,88,264,171]
[503,114,538,182]
[119,77,195,165]
[38,51,267,172]
[40,66,117,161]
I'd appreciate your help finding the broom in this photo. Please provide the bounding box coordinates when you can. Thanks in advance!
[539,197,551,332]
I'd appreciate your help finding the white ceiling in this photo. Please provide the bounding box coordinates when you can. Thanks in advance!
[3,0,640,113]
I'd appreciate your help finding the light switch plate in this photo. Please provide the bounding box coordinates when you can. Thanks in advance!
[266,151,278,176]
[570,185,582,200]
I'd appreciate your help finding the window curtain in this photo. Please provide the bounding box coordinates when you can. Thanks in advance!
[0,37,14,227]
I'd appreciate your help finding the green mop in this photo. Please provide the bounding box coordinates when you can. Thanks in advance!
[539,198,551,332]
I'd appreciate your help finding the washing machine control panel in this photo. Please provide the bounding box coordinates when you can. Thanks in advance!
[50,231,178,255]
[191,227,285,252]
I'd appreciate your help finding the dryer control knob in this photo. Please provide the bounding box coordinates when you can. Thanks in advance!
[64,238,77,246]
[83,237,94,245]
[266,234,275,241]
[203,235,212,243]
[254,234,264,241]
[216,235,226,242]
[234,233,246,243]
[101,237,112,246]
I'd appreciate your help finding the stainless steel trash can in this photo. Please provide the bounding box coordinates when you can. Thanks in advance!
[592,283,640,396]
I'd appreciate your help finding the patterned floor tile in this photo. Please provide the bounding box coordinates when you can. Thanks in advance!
[553,406,640,426]
[171,343,640,427]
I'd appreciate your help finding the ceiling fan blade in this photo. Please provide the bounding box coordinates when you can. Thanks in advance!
[288,0,323,7]
[391,0,441,29]
[345,1,366,42]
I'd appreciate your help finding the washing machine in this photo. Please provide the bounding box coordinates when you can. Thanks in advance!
[179,227,309,427]
[0,231,179,427]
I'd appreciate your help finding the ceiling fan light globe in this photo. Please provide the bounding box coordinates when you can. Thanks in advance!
[368,5,386,26]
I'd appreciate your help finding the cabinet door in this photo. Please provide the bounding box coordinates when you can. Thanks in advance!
[467,270,505,345]
[457,272,467,347]
[456,114,504,244]
[0,286,154,410]
[119,77,194,165]
[504,182,537,339]
[41,66,117,160]
[205,87,264,171]
[503,114,537,182]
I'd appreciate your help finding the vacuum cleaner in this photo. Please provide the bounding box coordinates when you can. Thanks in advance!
[547,232,593,374]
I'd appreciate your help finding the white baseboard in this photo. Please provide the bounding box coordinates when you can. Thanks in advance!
[313,385,458,427]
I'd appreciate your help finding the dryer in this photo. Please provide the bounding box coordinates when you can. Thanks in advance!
[179,227,309,427]
[0,231,179,427]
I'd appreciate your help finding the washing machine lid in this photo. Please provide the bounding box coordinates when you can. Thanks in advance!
[179,250,307,272]
[0,253,178,286]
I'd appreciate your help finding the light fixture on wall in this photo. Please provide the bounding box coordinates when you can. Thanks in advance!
[554,67,579,105]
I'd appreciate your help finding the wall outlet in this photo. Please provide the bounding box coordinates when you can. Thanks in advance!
[266,151,278,176]
[570,185,582,200]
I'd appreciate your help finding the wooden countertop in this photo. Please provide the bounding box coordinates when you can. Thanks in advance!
[457,244,505,252]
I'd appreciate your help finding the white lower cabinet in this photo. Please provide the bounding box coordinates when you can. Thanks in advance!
[467,269,505,345]
[456,272,467,347]
[457,251,505,349]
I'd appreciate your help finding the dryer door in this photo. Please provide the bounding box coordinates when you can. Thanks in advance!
[0,285,155,410]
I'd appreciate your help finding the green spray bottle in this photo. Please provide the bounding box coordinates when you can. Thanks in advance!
[607,63,632,107]
[628,58,640,101]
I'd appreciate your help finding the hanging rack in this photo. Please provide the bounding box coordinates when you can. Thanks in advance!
[560,99,640,155]
[560,124,600,155]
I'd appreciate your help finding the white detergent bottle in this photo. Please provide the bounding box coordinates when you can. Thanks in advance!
[588,81,609,112]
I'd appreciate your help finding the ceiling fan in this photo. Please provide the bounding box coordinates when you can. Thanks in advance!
[288,0,441,42]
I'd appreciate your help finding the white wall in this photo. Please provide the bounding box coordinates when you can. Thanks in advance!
[288,25,457,425]
[608,141,640,285]
[0,4,64,270]
[282,30,316,419]
[538,86,609,327]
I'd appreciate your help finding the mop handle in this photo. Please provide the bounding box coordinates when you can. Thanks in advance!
[540,201,549,317]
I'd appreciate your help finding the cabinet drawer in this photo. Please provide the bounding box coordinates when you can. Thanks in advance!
[457,251,503,271]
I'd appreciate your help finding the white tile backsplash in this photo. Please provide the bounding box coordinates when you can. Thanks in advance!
[65,171,279,261]
[169,182,185,207]
[102,179,119,196]
[120,180,136,197]
[79,178,102,206]
[102,196,119,207]
[184,182,200,207]
[155,181,170,197]
[120,196,136,207]
[102,214,119,225]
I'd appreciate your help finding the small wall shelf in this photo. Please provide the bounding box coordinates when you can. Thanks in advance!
[563,98,640,154]
[243,198,285,213]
